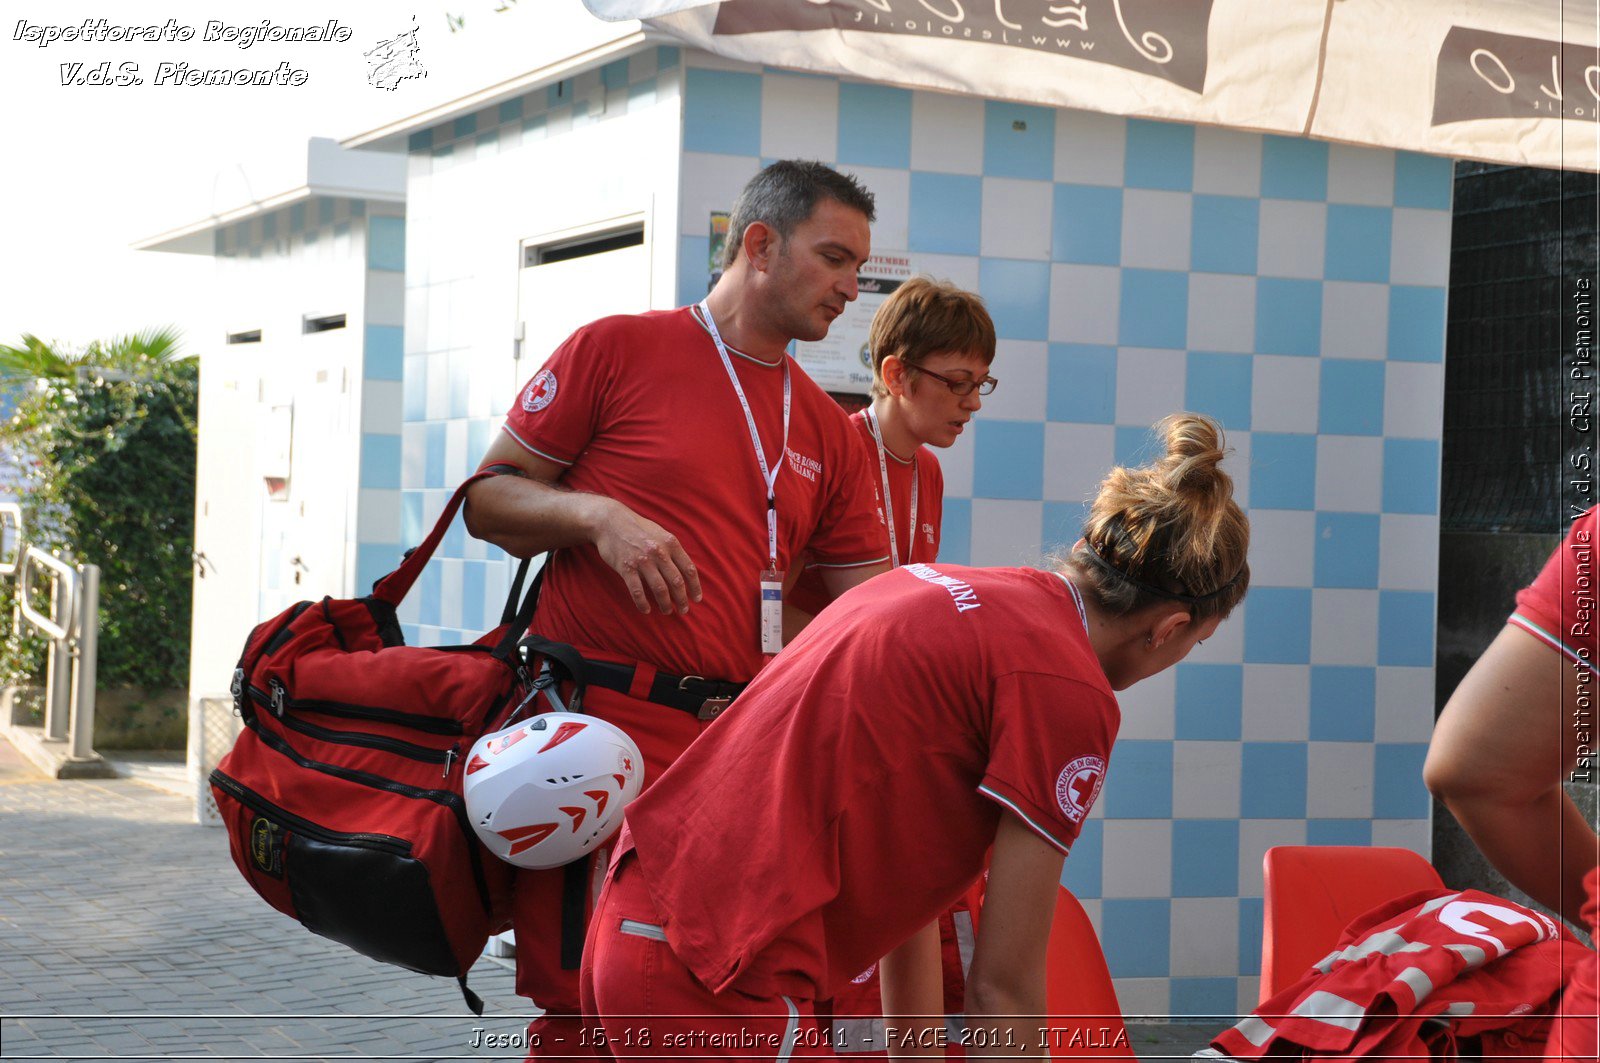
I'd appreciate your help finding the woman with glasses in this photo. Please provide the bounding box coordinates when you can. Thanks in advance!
[582,413,1250,1060]
[786,275,996,1052]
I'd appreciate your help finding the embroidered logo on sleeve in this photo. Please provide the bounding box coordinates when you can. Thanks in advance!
[1055,755,1106,824]
[521,368,557,413]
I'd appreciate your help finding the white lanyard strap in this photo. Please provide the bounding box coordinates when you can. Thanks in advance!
[1054,571,1091,636]
[864,405,917,568]
[698,300,790,569]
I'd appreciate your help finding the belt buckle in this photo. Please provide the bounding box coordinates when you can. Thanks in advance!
[679,675,733,722]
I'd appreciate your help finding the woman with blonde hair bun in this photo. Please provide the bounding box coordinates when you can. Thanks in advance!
[581,413,1249,1060]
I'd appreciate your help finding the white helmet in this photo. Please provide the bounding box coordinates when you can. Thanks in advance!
[463,712,643,869]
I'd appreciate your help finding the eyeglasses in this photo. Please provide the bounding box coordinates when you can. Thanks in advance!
[914,366,998,396]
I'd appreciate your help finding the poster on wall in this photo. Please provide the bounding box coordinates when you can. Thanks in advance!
[793,251,915,394]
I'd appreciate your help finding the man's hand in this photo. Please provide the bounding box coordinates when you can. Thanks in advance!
[592,498,703,615]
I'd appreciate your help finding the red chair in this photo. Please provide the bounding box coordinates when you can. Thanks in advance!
[1259,845,1444,1002]
[1043,887,1137,1059]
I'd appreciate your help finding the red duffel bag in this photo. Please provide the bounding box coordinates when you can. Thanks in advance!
[210,468,559,1013]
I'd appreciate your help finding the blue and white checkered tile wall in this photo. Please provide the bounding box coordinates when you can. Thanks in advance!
[673,58,1449,1014]
[396,44,1447,1013]
[391,47,679,642]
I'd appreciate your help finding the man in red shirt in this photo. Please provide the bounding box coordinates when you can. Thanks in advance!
[465,160,891,1055]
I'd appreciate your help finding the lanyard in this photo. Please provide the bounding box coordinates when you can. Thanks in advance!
[698,300,791,570]
[864,405,917,568]
[1054,571,1091,636]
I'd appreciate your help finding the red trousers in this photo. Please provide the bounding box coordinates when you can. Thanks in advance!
[513,683,711,1058]
[582,851,836,1060]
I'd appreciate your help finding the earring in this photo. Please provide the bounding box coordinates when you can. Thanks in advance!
[1144,636,1153,648]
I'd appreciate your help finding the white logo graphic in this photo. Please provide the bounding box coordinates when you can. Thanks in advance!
[1055,755,1106,824]
[850,962,878,985]
[522,369,557,413]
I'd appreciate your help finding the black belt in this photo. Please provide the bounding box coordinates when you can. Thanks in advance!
[582,659,746,721]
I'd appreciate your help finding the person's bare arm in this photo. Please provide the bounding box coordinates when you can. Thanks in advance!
[963,815,1063,1060]
[881,920,944,1060]
[464,432,702,615]
[1424,624,1598,925]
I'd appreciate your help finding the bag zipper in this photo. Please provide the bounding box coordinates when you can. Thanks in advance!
[210,769,412,856]
[249,681,465,736]
[274,712,452,766]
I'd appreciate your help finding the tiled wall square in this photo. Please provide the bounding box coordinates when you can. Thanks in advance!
[1171,898,1240,978]
[1379,513,1440,592]
[1055,108,1126,187]
[1115,424,1163,466]
[1172,821,1240,897]
[1374,744,1431,818]
[1309,664,1377,741]
[1173,741,1242,818]
[939,427,975,498]
[1394,152,1454,210]
[1378,590,1436,666]
[1314,435,1383,512]
[1242,664,1311,741]
[1188,585,1246,664]
[1042,500,1090,553]
[1390,209,1453,287]
[1248,509,1315,586]
[1124,119,1194,191]
[1310,588,1380,666]
[979,339,1046,421]
[362,433,403,490]
[1383,437,1441,514]
[1261,136,1329,201]
[1375,666,1436,741]
[968,499,1043,566]
[1047,344,1116,424]
[1103,741,1173,818]
[974,419,1045,499]
[678,151,760,236]
[1191,196,1258,276]
[1244,587,1312,664]
[1115,665,1176,741]
[1326,145,1396,206]
[1043,421,1115,503]
[1314,511,1381,588]
[1122,190,1193,271]
[911,90,984,175]
[1240,743,1308,819]
[984,100,1056,180]
[937,497,971,564]
[1251,434,1317,510]
[913,251,981,292]
[1118,269,1188,349]
[1257,201,1327,280]
[678,235,712,311]
[1063,818,1104,898]
[1187,273,1256,353]
[1255,278,1323,357]
[1101,899,1173,978]
[981,178,1053,260]
[1172,977,1237,1019]
[1237,819,1307,897]
[1193,126,1263,197]
[683,68,762,155]
[1050,263,1121,344]
[1112,977,1171,1017]
[1370,818,1432,853]
[1318,361,1385,436]
[1306,819,1372,846]
[1306,741,1376,818]
[1054,184,1124,265]
[909,171,982,255]
[1324,205,1392,283]
[843,165,909,249]
[1175,664,1243,741]
[1382,361,1445,439]
[1115,348,1187,427]
[1321,281,1389,361]
[1239,897,1264,977]
[1388,286,1448,362]
[983,258,1052,341]
[1101,820,1173,898]
[838,82,911,168]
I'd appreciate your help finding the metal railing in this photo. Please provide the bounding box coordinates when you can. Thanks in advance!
[3,505,104,767]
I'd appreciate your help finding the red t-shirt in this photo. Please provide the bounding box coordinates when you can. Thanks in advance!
[789,409,945,616]
[500,308,888,682]
[626,563,1119,1000]
[1509,506,1600,674]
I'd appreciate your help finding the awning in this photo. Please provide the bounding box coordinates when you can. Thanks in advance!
[584,0,1600,171]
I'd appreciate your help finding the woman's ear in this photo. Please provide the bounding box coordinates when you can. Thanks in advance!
[882,354,907,398]
[1148,608,1193,649]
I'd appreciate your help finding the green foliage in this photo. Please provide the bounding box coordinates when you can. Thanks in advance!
[0,328,197,700]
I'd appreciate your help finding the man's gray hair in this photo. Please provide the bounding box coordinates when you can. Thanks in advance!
[722,160,876,270]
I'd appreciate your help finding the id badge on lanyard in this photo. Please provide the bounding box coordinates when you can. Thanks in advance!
[700,300,792,656]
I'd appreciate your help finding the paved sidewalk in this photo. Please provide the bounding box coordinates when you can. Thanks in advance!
[0,735,1220,1061]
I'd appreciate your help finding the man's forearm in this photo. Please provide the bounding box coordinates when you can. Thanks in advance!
[464,475,610,558]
